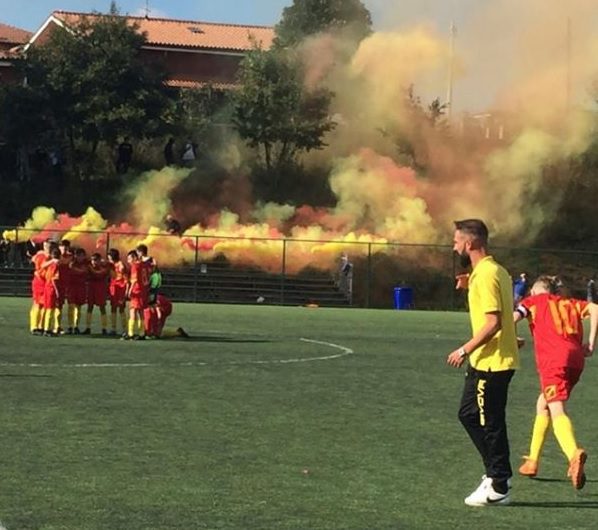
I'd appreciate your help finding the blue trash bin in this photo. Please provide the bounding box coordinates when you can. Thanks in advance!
[393,287,413,310]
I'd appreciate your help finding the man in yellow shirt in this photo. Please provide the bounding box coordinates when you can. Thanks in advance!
[447,219,519,507]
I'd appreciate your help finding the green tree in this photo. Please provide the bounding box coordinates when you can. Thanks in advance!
[274,0,372,48]
[233,47,335,181]
[20,11,172,173]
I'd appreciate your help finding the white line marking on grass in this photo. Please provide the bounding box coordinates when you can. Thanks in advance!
[0,338,354,368]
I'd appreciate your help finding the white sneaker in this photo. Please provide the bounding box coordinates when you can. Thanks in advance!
[464,477,511,507]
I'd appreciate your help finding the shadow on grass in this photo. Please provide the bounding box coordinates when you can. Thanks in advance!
[0,373,53,378]
[532,477,598,484]
[65,335,274,344]
[511,501,598,508]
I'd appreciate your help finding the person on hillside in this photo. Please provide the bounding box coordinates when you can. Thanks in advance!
[181,139,197,166]
[514,275,598,490]
[164,138,175,166]
[116,137,133,174]
[447,219,519,507]
[164,214,182,237]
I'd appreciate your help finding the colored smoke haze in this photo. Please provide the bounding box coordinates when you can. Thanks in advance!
[5,0,598,273]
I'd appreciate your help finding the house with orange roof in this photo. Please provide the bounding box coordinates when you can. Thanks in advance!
[27,10,275,89]
[0,22,32,84]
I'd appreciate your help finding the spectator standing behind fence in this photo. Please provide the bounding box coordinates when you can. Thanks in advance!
[164,138,175,166]
[0,236,10,267]
[513,272,528,305]
[338,253,353,301]
[116,137,133,174]
[587,278,596,302]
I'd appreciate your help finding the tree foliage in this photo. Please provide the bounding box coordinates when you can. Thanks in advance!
[0,10,173,181]
[233,47,335,176]
[274,0,372,48]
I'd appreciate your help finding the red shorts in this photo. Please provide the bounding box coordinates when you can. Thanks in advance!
[540,366,582,403]
[32,277,45,306]
[129,292,148,310]
[43,284,60,310]
[67,283,87,306]
[109,283,127,308]
[87,282,107,307]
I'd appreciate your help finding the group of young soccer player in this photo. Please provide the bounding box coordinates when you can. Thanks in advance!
[28,239,187,340]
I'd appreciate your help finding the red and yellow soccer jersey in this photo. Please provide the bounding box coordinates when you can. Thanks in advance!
[69,260,89,288]
[156,294,172,318]
[129,261,149,293]
[44,261,60,284]
[32,251,49,281]
[58,252,73,285]
[518,293,589,370]
[109,261,128,287]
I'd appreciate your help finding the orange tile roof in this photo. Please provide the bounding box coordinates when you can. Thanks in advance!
[0,22,32,45]
[52,11,274,52]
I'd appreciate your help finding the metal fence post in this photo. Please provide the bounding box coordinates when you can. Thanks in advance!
[281,239,287,305]
[14,226,20,297]
[193,236,199,303]
[451,248,456,310]
[366,243,372,309]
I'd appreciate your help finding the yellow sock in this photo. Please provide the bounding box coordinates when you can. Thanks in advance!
[30,305,40,332]
[37,308,45,329]
[44,309,54,331]
[100,313,107,330]
[528,413,550,462]
[137,315,144,335]
[552,414,578,461]
[86,311,93,329]
[128,317,135,337]
[54,308,62,332]
[73,306,80,328]
[68,304,75,328]
[111,311,117,331]
[120,311,128,333]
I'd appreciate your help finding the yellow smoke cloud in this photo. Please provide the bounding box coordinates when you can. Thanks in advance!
[3,206,56,241]
[127,166,192,230]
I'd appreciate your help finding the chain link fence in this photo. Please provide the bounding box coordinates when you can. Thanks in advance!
[2,225,597,309]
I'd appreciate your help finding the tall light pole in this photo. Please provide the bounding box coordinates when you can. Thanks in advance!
[446,21,457,122]
[566,16,572,113]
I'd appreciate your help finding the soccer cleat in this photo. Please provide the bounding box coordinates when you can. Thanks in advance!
[519,456,539,478]
[82,328,91,335]
[65,327,73,335]
[176,327,190,338]
[568,449,587,490]
[101,329,108,336]
[120,334,132,341]
[73,327,81,335]
[31,329,43,336]
[465,477,511,507]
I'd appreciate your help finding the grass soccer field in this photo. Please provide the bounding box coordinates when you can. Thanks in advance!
[1,297,597,529]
